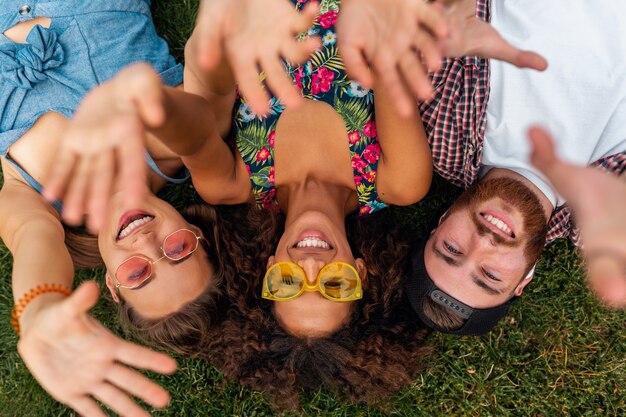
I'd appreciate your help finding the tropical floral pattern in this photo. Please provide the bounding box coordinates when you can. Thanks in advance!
[234,0,387,215]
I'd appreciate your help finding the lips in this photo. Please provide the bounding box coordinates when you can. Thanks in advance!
[480,211,515,239]
[291,230,334,250]
[116,211,154,240]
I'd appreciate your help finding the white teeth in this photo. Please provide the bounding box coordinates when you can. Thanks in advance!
[295,237,330,249]
[118,216,153,239]
[483,214,513,237]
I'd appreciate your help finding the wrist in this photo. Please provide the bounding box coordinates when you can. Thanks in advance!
[13,285,72,336]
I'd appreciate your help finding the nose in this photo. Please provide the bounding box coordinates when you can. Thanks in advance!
[473,232,498,252]
[129,231,159,253]
[296,257,325,285]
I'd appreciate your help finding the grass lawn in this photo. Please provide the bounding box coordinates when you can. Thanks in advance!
[0,1,624,415]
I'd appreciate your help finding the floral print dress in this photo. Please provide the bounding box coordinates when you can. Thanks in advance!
[234,0,387,216]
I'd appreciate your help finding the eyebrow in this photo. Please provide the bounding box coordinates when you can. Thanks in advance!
[432,244,460,266]
[472,274,502,295]
[432,240,503,296]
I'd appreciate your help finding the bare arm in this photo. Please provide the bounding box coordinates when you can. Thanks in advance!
[0,164,176,417]
[183,28,238,138]
[149,86,251,205]
[374,85,433,206]
[0,171,73,325]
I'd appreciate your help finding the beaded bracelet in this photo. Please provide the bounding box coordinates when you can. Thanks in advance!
[10,283,72,336]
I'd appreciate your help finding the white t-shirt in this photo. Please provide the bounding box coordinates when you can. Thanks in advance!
[481,0,626,207]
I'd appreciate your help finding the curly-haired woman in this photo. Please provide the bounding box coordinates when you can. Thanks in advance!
[206,213,432,411]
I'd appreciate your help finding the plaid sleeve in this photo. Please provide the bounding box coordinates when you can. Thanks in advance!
[419,0,491,189]
[546,151,626,245]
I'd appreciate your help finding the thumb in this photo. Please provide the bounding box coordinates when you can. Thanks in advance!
[528,126,580,200]
[510,50,548,71]
[61,281,100,316]
[295,1,320,33]
[196,4,225,70]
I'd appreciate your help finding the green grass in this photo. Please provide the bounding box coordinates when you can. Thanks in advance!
[1,1,625,416]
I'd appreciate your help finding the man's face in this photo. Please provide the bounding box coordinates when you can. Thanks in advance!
[424,177,548,309]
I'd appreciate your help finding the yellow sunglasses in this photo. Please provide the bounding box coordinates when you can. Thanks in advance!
[262,261,363,302]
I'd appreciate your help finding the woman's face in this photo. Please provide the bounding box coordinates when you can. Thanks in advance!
[270,210,366,337]
[99,192,213,318]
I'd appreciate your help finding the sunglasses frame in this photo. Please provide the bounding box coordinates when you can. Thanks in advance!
[114,228,202,290]
[261,261,363,302]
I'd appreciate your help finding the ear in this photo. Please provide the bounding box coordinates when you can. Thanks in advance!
[190,225,206,240]
[355,258,368,288]
[266,255,275,270]
[105,273,120,303]
[513,273,534,296]
[438,210,449,225]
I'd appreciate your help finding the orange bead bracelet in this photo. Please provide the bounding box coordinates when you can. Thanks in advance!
[10,283,72,336]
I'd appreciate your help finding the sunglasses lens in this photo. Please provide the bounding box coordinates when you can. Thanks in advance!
[163,229,199,260]
[266,264,305,298]
[116,257,152,288]
[320,264,359,299]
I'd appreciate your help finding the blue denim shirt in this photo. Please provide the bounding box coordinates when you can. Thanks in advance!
[0,0,187,207]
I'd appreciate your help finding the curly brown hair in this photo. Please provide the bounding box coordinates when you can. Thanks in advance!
[204,211,433,411]
[115,203,282,356]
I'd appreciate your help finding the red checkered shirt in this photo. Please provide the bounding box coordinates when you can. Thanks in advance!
[419,0,626,246]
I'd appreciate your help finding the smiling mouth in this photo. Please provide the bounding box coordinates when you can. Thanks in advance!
[480,213,515,238]
[292,236,333,250]
[117,212,155,240]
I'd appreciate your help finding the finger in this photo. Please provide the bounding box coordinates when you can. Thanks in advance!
[282,36,321,65]
[196,2,224,70]
[61,281,99,317]
[399,51,432,103]
[414,1,449,38]
[61,152,93,226]
[68,396,108,417]
[512,50,548,71]
[129,66,165,127]
[528,126,580,200]
[114,340,177,375]
[92,382,150,417]
[86,151,115,234]
[107,364,170,409]
[587,262,626,309]
[230,51,270,115]
[485,40,548,71]
[113,116,149,212]
[41,143,78,202]
[294,1,321,34]
[413,28,443,72]
[260,55,302,109]
[373,49,414,117]
[341,42,374,88]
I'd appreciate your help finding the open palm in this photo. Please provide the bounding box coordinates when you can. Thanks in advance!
[441,0,547,71]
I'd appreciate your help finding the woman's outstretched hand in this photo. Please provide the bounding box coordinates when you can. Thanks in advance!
[439,0,548,71]
[529,126,626,308]
[337,0,449,116]
[42,64,164,233]
[17,281,177,417]
[194,0,321,116]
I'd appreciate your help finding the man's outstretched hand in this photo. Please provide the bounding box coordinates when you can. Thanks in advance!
[529,126,626,308]
[440,0,548,71]
[18,281,177,417]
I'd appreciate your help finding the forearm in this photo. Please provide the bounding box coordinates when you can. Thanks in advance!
[374,83,433,203]
[8,217,74,334]
[184,30,237,137]
[147,86,220,156]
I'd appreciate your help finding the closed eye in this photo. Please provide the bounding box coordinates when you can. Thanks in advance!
[482,268,501,282]
[444,241,462,255]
